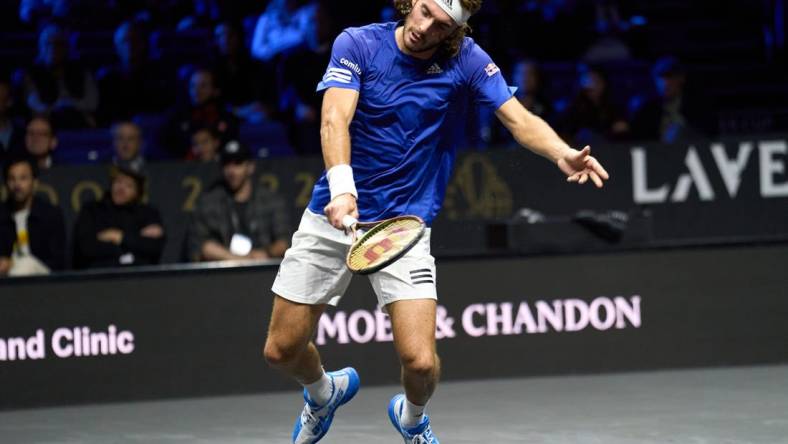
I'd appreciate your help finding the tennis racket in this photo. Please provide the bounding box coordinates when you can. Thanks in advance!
[342,214,426,275]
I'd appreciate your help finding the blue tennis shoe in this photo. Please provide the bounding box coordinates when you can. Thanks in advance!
[388,393,440,443]
[292,367,360,444]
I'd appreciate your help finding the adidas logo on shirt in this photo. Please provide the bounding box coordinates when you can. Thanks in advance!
[426,63,443,75]
[324,67,353,84]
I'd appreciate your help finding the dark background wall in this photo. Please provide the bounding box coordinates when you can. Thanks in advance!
[1,244,786,410]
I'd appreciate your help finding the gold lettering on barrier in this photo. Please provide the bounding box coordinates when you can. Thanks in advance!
[444,153,512,220]
[181,176,202,212]
[295,173,316,208]
[259,174,280,192]
[71,181,103,212]
[36,182,59,206]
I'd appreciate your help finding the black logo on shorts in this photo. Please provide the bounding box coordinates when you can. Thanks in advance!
[410,269,434,285]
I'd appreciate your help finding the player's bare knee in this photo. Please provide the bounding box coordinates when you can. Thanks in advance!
[400,350,437,376]
[263,337,301,367]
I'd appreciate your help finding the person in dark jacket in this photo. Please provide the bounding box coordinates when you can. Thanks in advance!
[1,155,66,275]
[0,79,25,166]
[187,140,290,262]
[164,68,239,159]
[0,205,13,276]
[559,64,630,145]
[73,165,165,269]
[629,56,712,143]
[21,24,99,129]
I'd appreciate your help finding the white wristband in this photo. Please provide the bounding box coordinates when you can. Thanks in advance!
[327,164,358,200]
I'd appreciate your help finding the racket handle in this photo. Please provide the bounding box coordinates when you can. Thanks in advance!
[342,215,358,230]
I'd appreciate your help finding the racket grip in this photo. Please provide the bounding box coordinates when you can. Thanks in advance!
[342,215,358,230]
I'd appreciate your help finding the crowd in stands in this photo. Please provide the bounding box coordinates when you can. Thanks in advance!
[1,140,291,276]
[0,0,784,277]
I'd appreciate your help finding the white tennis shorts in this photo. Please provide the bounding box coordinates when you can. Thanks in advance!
[271,209,437,308]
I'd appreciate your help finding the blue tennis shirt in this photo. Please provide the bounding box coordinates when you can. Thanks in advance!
[308,22,513,225]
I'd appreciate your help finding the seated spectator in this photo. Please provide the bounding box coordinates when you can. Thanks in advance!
[165,67,238,159]
[187,140,290,262]
[1,155,66,276]
[24,116,58,170]
[278,2,333,154]
[211,20,271,123]
[0,204,11,276]
[189,126,221,162]
[250,0,318,63]
[489,59,555,147]
[583,0,632,63]
[0,79,25,166]
[512,59,553,121]
[19,0,111,30]
[20,24,99,129]
[111,120,145,170]
[96,21,173,125]
[176,0,222,30]
[559,64,629,145]
[73,165,165,269]
[629,56,712,143]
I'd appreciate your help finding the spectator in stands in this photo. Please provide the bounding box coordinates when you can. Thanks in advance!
[489,59,555,147]
[583,0,632,63]
[189,126,221,162]
[96,21,173,125]
[629,56,711,143]
[187,140,290,262]
[111,120,145,170]
[0,79,25,166]
[1,155,66,276]
[18,0,109,30]
[176,0,222,30]
[250,0,319,63]
[0,204,11,276]
[21,24,99,128]
[278,2,334,154]
[512,59,553,121]
[559,64,629,145]
[165,67,238,159]
[211,20,270,123]
[73,164,165,269]
[24,116,58,170]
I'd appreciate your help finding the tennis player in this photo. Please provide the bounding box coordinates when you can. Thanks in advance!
[265,1,610,442]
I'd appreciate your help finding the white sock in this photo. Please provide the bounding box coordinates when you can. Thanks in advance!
[303,372,333,407]
[401,398,426,429]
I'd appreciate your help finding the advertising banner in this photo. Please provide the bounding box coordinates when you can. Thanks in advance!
[1,245,786,409]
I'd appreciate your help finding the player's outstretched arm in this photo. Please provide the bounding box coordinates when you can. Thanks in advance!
[495,98,610,188]
[321,87,361,229]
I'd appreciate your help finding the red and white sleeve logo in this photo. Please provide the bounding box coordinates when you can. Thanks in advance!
[485,63,500,77]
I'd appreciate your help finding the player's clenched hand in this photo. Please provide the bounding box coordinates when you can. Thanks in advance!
[324,194,359,231]
[558,146,610,188]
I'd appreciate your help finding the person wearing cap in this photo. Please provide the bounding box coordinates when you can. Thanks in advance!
[265,1,610,442]
[1,154,66,276]
[186,140,290,263]
[629,56,712,143]
[72,164,165,269]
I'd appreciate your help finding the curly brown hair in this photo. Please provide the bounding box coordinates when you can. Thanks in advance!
[393,0,483,58]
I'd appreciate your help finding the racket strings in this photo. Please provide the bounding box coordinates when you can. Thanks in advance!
[347,219,423,270]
